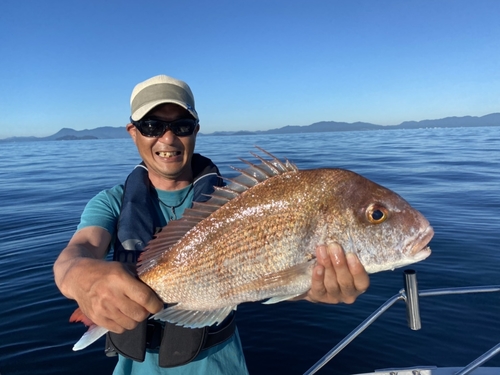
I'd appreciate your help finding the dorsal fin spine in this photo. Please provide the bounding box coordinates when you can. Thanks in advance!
[237,158,273,180]
[230,166,261,183]
[254,146,292,172]
[221,177,253,189]
[249,152,280,175]
[213,186,241,195]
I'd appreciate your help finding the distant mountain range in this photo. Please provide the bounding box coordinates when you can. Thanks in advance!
[0,126,130,143]
[1,113,499,142]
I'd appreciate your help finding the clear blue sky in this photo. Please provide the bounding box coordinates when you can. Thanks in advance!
[1,0,499,139]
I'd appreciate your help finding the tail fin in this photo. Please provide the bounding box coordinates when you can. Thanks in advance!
[69,307,108,351]
[69,307,94,326]
[72,324,109,351]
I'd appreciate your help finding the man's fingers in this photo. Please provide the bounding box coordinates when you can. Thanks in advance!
[307,243,370,304]
[310,263,328,299]
[125,278,164,315]
[309,245,340,303]
[96,268,164,331]
[346,253,370,293]
[325,244,355,295]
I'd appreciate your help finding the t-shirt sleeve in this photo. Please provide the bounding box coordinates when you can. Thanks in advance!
[77,185,124,236]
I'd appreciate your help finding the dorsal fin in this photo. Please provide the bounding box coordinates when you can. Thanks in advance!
[137,147,298,273]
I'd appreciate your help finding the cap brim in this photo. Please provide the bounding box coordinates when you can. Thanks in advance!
[131,100,198,122]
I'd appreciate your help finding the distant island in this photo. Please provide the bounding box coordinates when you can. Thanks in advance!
[1,113,499,142]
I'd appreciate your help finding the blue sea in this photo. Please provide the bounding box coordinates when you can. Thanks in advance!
[1,126,499,375]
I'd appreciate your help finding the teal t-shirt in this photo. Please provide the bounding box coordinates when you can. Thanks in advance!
[77,184,249,375]
[77,184,194,236]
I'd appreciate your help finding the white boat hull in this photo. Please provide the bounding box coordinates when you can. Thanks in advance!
[353,366,500,375]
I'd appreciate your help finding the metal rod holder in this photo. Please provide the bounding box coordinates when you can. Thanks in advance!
[403,269,422,330]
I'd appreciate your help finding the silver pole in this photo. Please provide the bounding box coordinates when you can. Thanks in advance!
[302,294,404,375]
[404,269,421,330]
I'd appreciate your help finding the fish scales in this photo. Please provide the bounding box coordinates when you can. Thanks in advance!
[140,170,334,307]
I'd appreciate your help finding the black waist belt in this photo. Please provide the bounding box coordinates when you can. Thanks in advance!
[146,312,236,351]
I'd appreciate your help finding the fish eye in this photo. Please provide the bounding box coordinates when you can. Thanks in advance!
[366,204,388,224]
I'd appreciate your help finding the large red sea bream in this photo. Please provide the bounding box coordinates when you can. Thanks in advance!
[71,148,433,350]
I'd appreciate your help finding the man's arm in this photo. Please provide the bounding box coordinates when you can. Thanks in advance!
[304,243,370,304]
[53,226,163,333]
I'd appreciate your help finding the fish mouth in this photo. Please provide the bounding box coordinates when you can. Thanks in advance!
[410,225,434,260]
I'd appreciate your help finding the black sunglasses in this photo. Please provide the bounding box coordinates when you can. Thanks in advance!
[131,116,198,137]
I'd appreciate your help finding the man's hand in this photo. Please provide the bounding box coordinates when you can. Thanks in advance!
[68,259,164,333]
[54,226,163,333]
[304,243,370,304]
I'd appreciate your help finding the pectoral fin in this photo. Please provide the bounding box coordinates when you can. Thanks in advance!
[152,305,237,328]
[262,294,303,304]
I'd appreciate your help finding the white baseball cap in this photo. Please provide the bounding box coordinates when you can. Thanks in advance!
[130,75,199,121]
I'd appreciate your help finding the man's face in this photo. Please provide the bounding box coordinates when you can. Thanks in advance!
[127,103,199,189]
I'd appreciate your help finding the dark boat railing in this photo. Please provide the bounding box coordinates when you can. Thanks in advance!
[303,270,500,375]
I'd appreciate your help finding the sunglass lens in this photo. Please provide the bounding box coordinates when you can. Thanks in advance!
[170,119,196,136]
[138,120,165,137]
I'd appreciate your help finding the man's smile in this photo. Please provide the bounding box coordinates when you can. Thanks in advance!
[156,151,181,158]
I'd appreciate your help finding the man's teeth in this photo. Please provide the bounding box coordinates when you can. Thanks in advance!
[157,151,178,158]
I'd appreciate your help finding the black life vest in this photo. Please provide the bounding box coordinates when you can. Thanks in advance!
[106,154,235,368]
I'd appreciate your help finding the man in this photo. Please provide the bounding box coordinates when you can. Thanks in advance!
[53,74,370,374]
